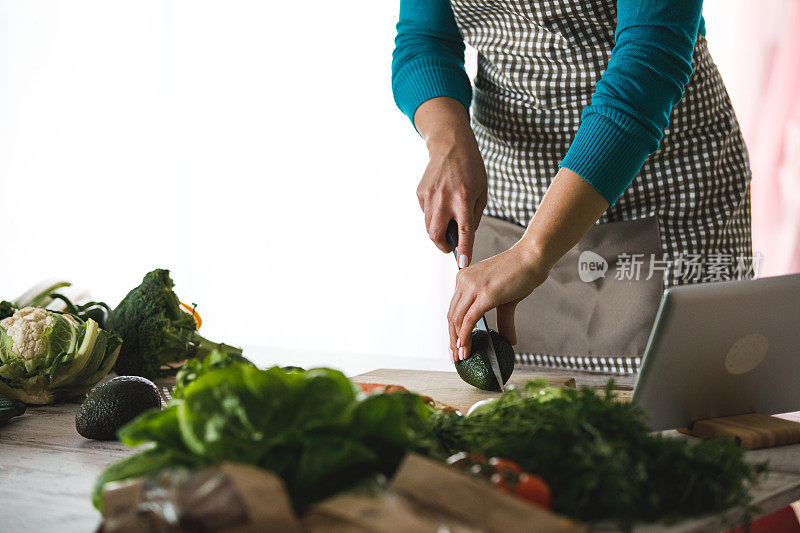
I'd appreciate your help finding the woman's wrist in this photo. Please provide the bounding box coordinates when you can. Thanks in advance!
[414,97,475,153]
[512,234,557,278]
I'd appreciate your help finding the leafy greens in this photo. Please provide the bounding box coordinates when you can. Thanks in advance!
[430,380,766,527]
[93,364,766,528]
[93,361,435,511]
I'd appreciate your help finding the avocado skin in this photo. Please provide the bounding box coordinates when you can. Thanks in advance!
[455,329,515,391]
[0,396,26,427]
[76,376,162,440]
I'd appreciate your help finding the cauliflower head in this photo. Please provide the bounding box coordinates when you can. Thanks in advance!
[0,307,55,360]
[0,306,122,404]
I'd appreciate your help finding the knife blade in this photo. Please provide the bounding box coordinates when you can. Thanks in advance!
[445,220,505,392]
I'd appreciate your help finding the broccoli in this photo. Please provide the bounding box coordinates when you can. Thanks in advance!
[0,301,14,321]
[110,269,242,379]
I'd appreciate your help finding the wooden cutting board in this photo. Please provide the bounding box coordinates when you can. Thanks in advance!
[351,369,576,414]
[680,413,800,450]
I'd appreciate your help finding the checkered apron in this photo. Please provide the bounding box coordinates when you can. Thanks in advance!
[450,0,754,372]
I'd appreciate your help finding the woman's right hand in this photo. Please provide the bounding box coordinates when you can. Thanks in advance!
[414,97,488,268]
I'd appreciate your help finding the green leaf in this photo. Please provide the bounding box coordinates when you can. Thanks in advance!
[173,350,253,399]
[0,329,14,364]
[47,352,72,381]
[0,357,26,381]
[119,404,185,448]
[49,314,79,356]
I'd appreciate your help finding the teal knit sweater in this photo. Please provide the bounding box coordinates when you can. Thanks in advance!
[391,0,705,205]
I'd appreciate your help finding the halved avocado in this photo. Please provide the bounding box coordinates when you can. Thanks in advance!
[455,329,515,391]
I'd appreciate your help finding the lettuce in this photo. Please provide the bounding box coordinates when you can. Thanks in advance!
[93,361,434,511]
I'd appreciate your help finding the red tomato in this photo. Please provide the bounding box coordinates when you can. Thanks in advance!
[468,453,487,464]
[490,472,511,493]
[488,457,523,474]
[356,383,387,393]
[515,474,552,509]
[469,462,492,478]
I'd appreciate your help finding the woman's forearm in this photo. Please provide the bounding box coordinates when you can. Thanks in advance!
[517,167,611,270]
[414,96,474,152]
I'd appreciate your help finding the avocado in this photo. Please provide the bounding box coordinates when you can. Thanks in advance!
[455,329,515,391]
[0,395,26,427]
[76,376,162,440]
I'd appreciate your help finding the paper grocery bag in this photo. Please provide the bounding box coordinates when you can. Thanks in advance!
[302,493,482,533]
[99,462,301,533]
[302,454,584,533]
[392,455,584,533]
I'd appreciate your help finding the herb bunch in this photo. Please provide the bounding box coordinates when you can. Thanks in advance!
[431,381,766,527]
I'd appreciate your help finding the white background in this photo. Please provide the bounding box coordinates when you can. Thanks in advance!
[0,0,789,372]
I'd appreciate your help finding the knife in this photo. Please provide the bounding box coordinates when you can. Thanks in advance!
[445,220,505,392]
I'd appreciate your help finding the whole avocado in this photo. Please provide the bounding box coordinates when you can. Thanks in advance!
[76,376,162,440]
[455,329,515,391]
[0,395,26,426]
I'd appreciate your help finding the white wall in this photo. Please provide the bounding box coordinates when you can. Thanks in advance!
[0,1,454,370]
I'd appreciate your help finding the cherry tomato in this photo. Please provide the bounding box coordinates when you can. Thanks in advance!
[468,453,487,464]
[490,472,512,493]
[488,457,523,474]
[357,383,387,393]
[469,462,492,478]
[515,473,551,509]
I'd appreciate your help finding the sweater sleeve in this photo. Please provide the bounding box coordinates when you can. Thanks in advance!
[559,0,704,205]
[391,0,472,126]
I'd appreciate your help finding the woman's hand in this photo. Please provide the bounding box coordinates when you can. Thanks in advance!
[448,243,550,361]
[414,97,488,267]
[447,167,612,362]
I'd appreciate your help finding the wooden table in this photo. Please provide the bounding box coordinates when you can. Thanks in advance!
[0,402,131,533]
[352,367,635,414]
[1,368,798,533]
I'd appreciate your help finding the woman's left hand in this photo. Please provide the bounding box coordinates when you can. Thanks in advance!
[447,167,611,362]
[448,242,550,361]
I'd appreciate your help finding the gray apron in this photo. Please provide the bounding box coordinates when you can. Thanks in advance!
[474,216,662,373]
[451,0,753,373]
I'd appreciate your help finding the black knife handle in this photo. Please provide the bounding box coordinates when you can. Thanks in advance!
[446,219,459,262]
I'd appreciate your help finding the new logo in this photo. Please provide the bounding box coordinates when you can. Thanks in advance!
[578,250,608,282]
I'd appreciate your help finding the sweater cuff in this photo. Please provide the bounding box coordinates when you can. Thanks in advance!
[559,106,658,205]
[392,56,472,126]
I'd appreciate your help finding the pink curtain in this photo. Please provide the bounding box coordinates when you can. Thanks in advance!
[747,1,800,275]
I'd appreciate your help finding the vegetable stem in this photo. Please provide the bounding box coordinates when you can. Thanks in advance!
[192,334,243,360]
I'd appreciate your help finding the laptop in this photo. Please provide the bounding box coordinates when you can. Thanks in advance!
[631,273,800,431]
